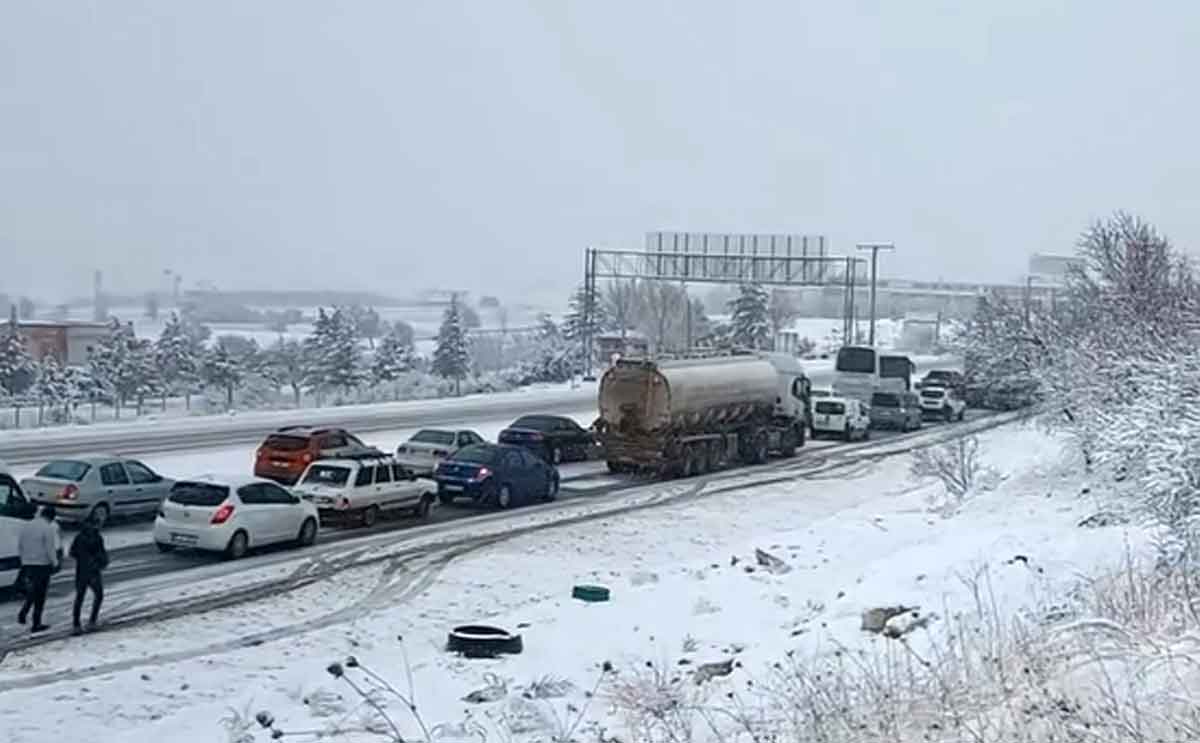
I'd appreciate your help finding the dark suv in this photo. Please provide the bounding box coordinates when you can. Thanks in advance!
[254,426,376,485]
[498,415,595,464]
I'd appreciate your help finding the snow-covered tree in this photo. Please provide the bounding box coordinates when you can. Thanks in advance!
[33,355,75,420]
[768,290,799,348]
[155,312,200,409]
[350,305,383,349]
[302,307,363,397]
[203,337,248,408]
[603,280,640,340]
[432,296,471,395]
[727,283,771,349]
[0,317,34,396]
[371,328,416,384]
[262,338,307,406]
[89,318,157,417]
[562,284,609,345]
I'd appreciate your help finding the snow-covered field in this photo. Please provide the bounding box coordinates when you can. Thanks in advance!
[0,420,1148,743]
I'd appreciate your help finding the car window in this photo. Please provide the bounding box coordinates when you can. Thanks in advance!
[125,461,159,485]
[168,482,229,506]
[324,434,348,449]
[413,430,455,446]
[263,434,309,452]
[456,433,472,447]
[392,463,413,481]
[34,460,91,481]
[373,464,392,484]
[301,465,351,487]
[99,463,130,486]
[0,475,31,519]
[354,466,373,487]
[238,484,270,505]
[453,445,498,464]
[262,483,297,504]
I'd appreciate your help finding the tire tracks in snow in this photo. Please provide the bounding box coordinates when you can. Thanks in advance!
[0,408,1028,689]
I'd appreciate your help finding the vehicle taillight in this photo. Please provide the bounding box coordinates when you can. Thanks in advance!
[60,484,79,501]
[473,467,492,482]
[302,452,313,463]
[211,503,235,525]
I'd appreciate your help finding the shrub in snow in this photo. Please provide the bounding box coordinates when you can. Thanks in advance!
[910,436,997,510]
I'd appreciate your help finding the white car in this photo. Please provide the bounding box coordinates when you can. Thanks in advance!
[919,385,967,422]
[396,429,486,475]
[0,462,37,588]
[293,455,435,527]
[811,397,871,441]
[153,474,319,559]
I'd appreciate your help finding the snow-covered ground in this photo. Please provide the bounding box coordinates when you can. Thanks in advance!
[0,420,1147,743]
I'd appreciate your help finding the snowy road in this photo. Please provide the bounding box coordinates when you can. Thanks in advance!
[0,406,1015,659]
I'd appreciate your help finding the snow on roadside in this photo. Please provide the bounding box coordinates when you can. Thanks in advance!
[0,419,1111,743]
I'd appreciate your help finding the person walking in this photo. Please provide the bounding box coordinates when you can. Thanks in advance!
[16,505,60,633]
[69,512,108,634]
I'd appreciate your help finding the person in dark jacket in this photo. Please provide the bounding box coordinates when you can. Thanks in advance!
[69,512,108,634]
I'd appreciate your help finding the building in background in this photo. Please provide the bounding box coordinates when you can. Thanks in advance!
[1028,254,1082,285]
[0,319,110,366]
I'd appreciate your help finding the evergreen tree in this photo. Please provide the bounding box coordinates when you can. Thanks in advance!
[0,316,34,396]
[371,328,416,385]
[33,355,74,419]
[89,318,154,416]
[727,283,771,349]
[432,296,471,395]
[203,337,246,409]
[302,307,363,397]
[156,312,200,408]
[561,284,609,344]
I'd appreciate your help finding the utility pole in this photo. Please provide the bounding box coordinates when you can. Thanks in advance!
[856,243,895,347]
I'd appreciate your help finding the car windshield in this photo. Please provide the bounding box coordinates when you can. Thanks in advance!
[511,416,558,431]
[452,445,498,465]
[34,460,91,481]
[871,393,900,408]
[922,388,946,399]
[263,435,308,451]
[880,357,911,378]
[815,401,846,415]
[301,465,351,487]
[925,371,953,382]
[168,482,229,506]
[835,347,876,374]
[410,430,455,446]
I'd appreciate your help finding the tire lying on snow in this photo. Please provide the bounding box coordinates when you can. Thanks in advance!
[446,624,524,658]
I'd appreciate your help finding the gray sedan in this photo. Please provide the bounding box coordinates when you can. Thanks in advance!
[21,455,174,526]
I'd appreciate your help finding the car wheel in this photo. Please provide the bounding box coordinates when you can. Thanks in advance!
[155,542,175,553]
[90,503,110,528]
[544,476,560,502]
[296,517,318,547]
[862,426,870,441]
[438,489,456,506]
[779,429,798,458]
[361,505,380,528]
[606,460,626,474]
[843,425,852,442]
[958,408,966,422]
[225,530,249,560]
[496,484,514,509]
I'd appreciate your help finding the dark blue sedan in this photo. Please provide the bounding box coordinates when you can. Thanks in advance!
[434,443,560,509]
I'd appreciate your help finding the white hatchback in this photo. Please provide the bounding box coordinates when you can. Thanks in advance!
[153,474,319,559]
[811,396,872,441]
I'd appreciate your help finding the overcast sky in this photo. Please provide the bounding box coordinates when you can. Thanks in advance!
[2,1,1197,303]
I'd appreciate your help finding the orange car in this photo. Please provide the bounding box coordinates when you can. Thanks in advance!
[253,426,376,485]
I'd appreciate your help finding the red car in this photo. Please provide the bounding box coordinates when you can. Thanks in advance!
[253,426,376,485]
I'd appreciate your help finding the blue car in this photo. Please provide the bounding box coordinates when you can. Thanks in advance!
[434,443,561,509]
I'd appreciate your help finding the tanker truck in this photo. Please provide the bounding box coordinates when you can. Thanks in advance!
[595,352,810,477]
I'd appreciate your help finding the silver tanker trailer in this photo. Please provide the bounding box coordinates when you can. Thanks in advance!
[595,352,810,477]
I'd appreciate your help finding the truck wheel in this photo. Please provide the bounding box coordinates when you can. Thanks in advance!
[681,447,698,478]
[843,425,852,442]
[752,432,769,464]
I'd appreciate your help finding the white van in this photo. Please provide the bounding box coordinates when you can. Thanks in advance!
[0,462,37,588]
[811,397,871,441]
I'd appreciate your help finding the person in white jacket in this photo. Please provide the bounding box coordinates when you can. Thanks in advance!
[17,505,61,633]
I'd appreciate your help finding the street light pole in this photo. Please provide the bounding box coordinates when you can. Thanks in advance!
[856,243,895,347]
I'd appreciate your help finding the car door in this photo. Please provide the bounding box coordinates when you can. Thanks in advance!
[124,460,168,516]
[390,463,424,504]
[236,484,275,544]
[0,475,32,572]
[371,463,394,508]
[262,482,306,539]
[520,449,549,498]
[502,450,529,501]
[98,462,136,516]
